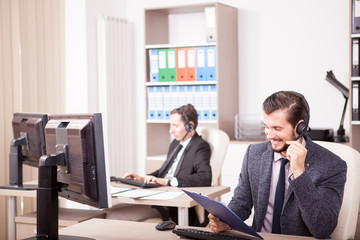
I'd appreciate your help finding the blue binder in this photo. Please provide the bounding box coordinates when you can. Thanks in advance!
[196,47,207,81]
[149,49,159,82]
[182,189,263,239]
[201,85,210,120]
[178,86,186,106]
[155,86,164,120]
[210,85,217,120]
[147,86,156,120]
[194,85,202,120]
[206,46,216,81]
[163,86,171,120]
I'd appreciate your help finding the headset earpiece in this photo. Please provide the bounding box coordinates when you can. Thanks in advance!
[181,106,193,132]
[291,91,310,140]
[296,120,307,136]
[185,122,194,132]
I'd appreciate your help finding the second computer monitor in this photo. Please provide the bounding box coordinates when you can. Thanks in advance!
[44,113,112,208]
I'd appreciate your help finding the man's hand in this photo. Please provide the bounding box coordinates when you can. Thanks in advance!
[285,139,307,178]
[208,213,231,232]
[123,173,144,182]
[144,176,168,186]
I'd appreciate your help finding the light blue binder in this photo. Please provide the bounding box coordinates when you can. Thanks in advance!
[194,85,202,120]
[206,46,216,81]
[155,86,164,120]
[163,86,171,120]
[210,85,217,120]
[201,85,210,120]
[147,86,156,120]
[149,49,159,82]
[196,47,207,81]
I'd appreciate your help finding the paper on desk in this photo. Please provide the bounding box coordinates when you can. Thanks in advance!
[111,186,133,195]
[140,191,183,200]
[112,188,167,199]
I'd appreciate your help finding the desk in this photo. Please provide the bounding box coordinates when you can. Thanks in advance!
[59,218,319,240]
[15,208,105,240]
[0,184,229,240]
[0,186,36,240]
[111,184,230,226]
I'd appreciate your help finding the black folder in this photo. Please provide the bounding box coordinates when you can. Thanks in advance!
[182,189,263,239]
[353,39,360,76]
[353,82,360,121]
[353,0,360,33]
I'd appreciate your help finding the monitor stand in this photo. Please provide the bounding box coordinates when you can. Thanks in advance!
[0,141,37,190]
[24,154,94,240]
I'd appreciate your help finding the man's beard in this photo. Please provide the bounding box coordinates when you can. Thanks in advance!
[273,143,290,153]
[271,132,296,153]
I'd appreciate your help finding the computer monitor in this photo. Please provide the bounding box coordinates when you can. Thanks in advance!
[28,113,112,240]
[8,113,48,188]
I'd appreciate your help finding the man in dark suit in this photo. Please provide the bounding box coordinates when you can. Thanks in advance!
[124,103,212,187]
[208,91,347,238]
[107,104,212,224]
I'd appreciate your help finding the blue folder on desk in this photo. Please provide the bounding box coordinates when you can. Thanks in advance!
[182,189,263,239]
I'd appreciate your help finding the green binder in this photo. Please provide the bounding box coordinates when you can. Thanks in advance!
[166,48,177,82]
[158,49,167,82]
[158,48,177,82]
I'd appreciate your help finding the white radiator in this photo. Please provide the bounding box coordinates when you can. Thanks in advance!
[97,15,135,177]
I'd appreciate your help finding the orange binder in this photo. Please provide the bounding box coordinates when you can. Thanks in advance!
[177,47,196,81]
[177,48,187,81]
[186,47,196,81]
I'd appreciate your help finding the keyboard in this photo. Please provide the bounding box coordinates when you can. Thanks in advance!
[110,176,161,188]
[172,228,252,240]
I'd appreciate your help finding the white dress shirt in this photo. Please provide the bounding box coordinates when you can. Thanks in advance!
[164,137,191,185]
[261,138,306,232]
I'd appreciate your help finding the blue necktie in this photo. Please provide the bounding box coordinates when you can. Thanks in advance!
[272,158,289,234]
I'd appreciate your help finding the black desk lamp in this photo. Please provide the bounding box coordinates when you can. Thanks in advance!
[325,70,349,142]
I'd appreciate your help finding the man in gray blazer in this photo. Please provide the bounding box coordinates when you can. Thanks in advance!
[209,91,347,238]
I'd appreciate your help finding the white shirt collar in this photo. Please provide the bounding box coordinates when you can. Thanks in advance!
[180,136,191,148]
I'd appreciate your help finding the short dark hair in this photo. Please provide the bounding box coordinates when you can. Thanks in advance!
[262,91,309,128]
[171,104,198,129]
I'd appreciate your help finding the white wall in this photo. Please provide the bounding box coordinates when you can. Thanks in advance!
[65,0,126,113]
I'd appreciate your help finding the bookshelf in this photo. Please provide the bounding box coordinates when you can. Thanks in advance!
[144,3,238,167]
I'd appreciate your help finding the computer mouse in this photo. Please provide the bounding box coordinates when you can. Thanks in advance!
[155,220,176,231]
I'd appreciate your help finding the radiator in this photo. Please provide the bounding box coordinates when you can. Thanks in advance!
[97,15,135,177]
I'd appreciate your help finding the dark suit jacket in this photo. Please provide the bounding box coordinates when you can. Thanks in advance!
[150,132,212,187]
[228,136,347,239]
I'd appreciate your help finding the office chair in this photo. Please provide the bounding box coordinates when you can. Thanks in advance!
[195,127,230,225]
[139,127,230,225]
[197,127,230,186]
[314,141,360,240]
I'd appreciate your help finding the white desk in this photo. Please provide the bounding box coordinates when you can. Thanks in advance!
[0,184,230,239]
[0,186,36,240]
[111,183,230,226]
[59,218,321,240]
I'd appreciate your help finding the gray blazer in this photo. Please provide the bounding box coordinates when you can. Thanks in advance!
[228,136,347,239]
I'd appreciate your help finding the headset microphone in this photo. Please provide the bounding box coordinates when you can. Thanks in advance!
[181,128,191,141]
[293,130,307,141]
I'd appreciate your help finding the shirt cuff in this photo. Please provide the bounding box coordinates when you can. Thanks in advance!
[169,177,178,187]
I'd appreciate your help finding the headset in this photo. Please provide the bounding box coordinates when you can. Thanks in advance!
[292,92,310,141]
[181,106,194,132]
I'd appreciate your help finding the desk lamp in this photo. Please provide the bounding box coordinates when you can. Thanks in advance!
[325,70,349,142]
